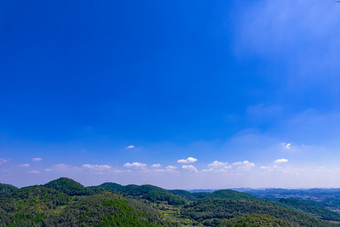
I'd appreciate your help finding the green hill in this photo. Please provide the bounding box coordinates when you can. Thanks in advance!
[275,198,340,221]
[219,214,292,227]
[0,183,18,196]
[169,189,198,200]
[169,189,255,201]
[181,198,333,226]
[94,183,187,205]
[0,184,177,226]
[209,189,258,200]
[45,177,93,196]
[1,178,339,226]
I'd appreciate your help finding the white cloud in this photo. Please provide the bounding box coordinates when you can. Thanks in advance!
[151,164,161,168]
[82,164,112,171]
[123,162,147,168]
[165,165,177,172]
[209,161,231,168]
[282,143,291,150]
[32,158,42,162]
[203,161,232,172]
[28,170,40,174]
[182,165,198,173]
[126,145,136,149]
[233,160,255,169]
[274,158,288,164]
[177,157,197,164]
[20,163,30,167]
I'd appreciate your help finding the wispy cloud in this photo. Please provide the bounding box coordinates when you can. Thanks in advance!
[20,163,30,167]
[235,0,340,83]
[282,143,291,150]
[274,158,288,164]
[233,160,255,170]
[123,162,147,168]
[151,164,161,168]
[177,157,197,164]
[203,161,232,172]
[165,165,177,172]
[126,145,136,149]
[82,164,112,171]
[32,158,42,162]
[182,165,198,173]
[209,161,230,168]
[28,170,40,174]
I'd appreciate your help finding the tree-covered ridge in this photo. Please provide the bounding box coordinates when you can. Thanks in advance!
[181,198,334,226]
[209,190,258,200]
[45,177,93,196]
[275,198,340,221]
[219,214,293,227]
[244,188,340,213]
[0,181,177,226]
[0,183,18,196]
[169,189,256,202]
[1,178,340,226]
[92,182,187,205]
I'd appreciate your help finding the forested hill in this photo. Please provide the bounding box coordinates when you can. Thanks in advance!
[0,178,339,226]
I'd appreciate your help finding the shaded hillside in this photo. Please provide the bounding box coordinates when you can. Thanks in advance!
[169,189,210,201]
[93,182,187,205]
[0,186,71,226]
[50,192,176,226]
[0,183,18,196]
[244,188,340,212]
[209,189,258,200]
[0,180,177,226]
[169,189,255,201]
[181,198,333,226]
[219,214,292,227]
[275,198,340,221]
[1,178,339,226]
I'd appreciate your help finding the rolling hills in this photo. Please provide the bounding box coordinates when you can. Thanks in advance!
[0,178,339,226]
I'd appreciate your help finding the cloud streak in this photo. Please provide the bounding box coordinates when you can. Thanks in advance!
[182,165,198,173]
[82,164,112,171]
[233,160,255,170]
[177,157,197,164]
[274,158,288,164]
[123,162,147,168]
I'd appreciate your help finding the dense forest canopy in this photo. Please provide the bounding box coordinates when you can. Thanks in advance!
[1,177,340,226]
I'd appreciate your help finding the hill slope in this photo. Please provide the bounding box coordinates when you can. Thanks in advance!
[181,198,334,226]
[0,183,176,226]
[93,182,187,205]
[1,178,339,227]
[45,177,93,196]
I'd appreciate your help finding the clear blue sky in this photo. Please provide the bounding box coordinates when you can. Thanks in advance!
[1,0,340,188]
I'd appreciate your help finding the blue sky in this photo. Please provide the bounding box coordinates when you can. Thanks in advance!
[1,0,340,188]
